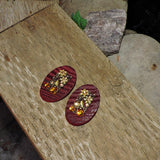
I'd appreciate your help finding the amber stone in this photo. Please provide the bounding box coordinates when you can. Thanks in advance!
[44,83,49,87]
[50,87,57,94]
[50,87,56,92]
[76,109,84,116]
[69,106,75,112]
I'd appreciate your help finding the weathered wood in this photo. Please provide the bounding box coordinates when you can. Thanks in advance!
[0,3,160,160]
[0,0,56,33]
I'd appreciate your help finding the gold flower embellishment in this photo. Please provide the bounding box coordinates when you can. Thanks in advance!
[84,95,93,105]
[80,89,89,97]
[59,69,67,77]
[60,76,68,87]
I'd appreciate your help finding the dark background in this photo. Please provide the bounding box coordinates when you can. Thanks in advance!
[126,0,160,42]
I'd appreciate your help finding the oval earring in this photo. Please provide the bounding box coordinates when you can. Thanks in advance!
[65,84,100,126]
[40,65,77,102]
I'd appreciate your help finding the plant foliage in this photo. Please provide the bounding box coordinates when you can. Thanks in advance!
[71,11,87,30]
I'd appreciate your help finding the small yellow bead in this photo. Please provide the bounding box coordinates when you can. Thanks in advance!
[74,102,80,107]
[50,81,54,85]
[60,83,64,87]
[85,103,89,107]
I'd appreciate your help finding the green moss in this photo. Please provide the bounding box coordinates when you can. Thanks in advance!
[71,11,87,30]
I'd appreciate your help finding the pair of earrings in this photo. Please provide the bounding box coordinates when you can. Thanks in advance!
[40,66,100,126]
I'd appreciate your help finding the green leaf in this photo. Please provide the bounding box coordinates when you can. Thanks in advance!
[71,10,87,30]
[74,11,81,19]
[80,18,87,30]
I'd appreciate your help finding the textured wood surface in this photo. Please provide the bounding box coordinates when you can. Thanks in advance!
[0,3,160,160]
[0,0,56,33]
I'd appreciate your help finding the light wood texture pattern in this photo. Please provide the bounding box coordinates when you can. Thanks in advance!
[0,3,160,160]
[0,0,56,33]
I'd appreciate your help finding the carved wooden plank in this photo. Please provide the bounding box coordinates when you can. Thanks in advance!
[0,3,160,160]
[0,0,56,32]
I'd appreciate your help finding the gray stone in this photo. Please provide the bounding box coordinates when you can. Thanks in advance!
[61,0,128,17]
[0,119,41,160]
[84,9,126,56]
[108,34,160,113]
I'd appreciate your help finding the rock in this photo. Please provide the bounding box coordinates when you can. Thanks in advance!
[125,29,137,35]
[0,120,41,160]
[108,34,160,113]
[0,99,13,130]
[84,9,126,56]
[61,0,128,17]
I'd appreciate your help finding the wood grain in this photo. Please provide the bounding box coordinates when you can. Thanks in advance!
[0,3,160,160]
[0,0,57,33]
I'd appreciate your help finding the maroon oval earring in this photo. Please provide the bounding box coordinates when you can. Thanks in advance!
[40,65,77,102]
[65,84,100,126]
